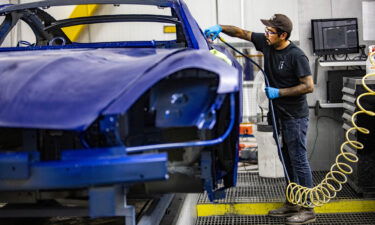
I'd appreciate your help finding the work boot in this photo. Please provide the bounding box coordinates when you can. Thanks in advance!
[268,202,301,217]
[285,207,316,225]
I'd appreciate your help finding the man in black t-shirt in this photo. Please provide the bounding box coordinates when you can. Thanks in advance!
[205,14,315,225]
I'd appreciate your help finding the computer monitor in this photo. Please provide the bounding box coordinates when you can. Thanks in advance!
[311,18,359,56]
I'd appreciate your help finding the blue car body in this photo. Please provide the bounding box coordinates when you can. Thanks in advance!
[0,0,241,217]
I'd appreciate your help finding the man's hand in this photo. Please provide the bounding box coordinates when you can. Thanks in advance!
[265,87,280,99]
[204,25,222,41]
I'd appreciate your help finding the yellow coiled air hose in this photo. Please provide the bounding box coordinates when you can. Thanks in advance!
[217,36,374,208]
[286,56,375,208]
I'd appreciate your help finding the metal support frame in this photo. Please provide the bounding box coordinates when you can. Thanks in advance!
[201,152,225,202]
[0,146,169,221]
[137,194,174,225]
[89,186,136,224]
[0,147,168,191]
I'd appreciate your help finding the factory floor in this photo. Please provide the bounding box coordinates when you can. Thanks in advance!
[1,168,374,225]
[194,166,375,225]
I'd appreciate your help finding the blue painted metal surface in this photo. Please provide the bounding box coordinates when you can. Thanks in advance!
[0,41,161,51]
[201,151,226,202]
[89,186,135,219]
[0,48,238,131]
[0,152,30,179]
[177,0,208,49]
[196,95,226,129]
[99,115,123,146]
[126,93,235,153]
[151,79,217,128]
[0,148,168,190]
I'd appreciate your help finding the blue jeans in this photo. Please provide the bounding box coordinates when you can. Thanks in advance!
[278,117,313,188]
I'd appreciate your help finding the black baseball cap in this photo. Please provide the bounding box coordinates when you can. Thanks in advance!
[261,14,293,33]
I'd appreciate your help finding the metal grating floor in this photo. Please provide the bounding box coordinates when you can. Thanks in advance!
[195,213,375,225]
[198,171,360,204]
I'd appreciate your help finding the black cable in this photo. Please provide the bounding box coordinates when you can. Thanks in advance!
[218,37,265,79]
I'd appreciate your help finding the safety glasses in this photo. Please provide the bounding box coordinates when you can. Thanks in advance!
[265,28,278,36]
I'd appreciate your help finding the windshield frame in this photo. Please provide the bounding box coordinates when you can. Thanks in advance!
[0,0,175,13]
[0,1,197,50]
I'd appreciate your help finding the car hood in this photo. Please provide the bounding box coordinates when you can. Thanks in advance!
[0,48,239,130]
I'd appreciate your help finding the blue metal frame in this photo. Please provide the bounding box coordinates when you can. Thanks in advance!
[0,148,168,190]
[89,185,135,221]
[201,151,226,202]
[0,152,30,180]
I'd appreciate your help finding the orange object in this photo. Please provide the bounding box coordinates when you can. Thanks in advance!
[239,143,257,151]
[239,123,253,135]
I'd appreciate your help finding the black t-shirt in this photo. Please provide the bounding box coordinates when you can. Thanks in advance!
[251,32,312,119]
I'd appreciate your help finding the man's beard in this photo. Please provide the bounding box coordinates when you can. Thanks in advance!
[269,40,282,48]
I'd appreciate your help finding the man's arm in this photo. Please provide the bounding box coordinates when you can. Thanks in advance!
[279,75,314,97]
[221,25,252,42]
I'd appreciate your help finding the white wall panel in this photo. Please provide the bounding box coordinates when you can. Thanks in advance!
[244,0,299,41]
[183,0,216,31]
[44,6,76,20]
[97,4,171,15]
[18,0,33,3]
[218,0,245,43]
[332,0,363,42]
[88,5,175,42]
[218,0,242,26]
[88,22,176,42]
[362,1,375,41]
[19,20,36,45]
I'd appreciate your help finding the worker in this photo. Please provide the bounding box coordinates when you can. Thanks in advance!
[204,14,315,225]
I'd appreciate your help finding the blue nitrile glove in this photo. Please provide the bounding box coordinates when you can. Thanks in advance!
[265,87,280,100]
[204,25,222,41]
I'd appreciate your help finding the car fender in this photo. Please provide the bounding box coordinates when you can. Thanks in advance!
[0,48,239,131]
